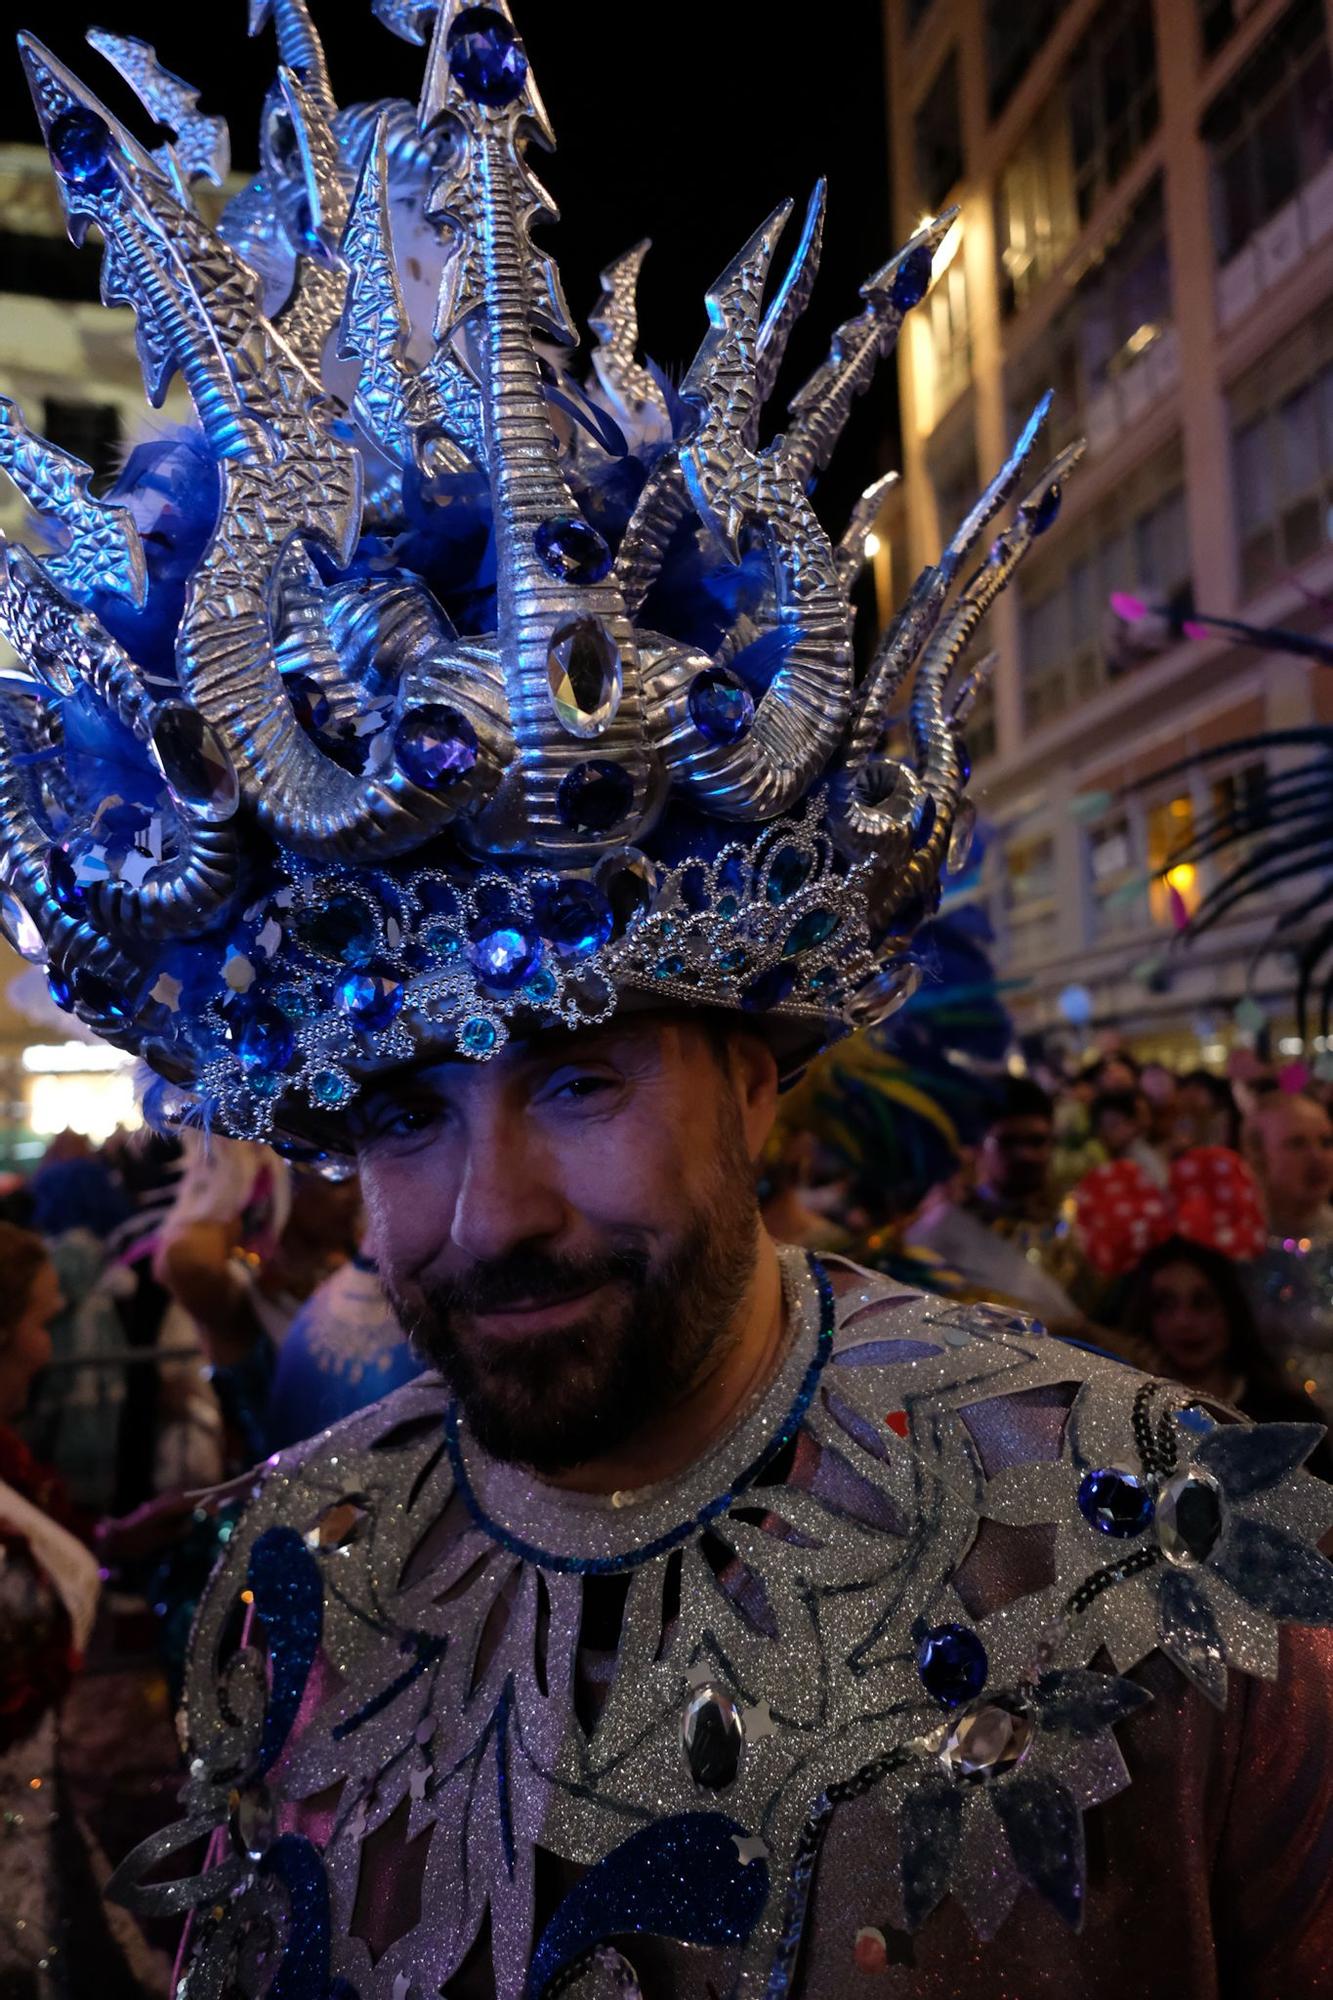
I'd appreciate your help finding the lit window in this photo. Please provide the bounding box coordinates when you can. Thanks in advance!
[1146,795,1197,926]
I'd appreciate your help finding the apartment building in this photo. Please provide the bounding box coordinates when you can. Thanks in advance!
[883,0,1333,1060]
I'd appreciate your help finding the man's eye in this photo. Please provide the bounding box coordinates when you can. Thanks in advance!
[364,1101,441,1144]
[550,1074,614,1103]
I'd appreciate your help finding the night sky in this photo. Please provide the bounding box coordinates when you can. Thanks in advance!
[0,2,895,520]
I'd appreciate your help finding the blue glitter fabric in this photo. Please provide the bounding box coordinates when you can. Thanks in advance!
[527,1813,768,1996]
[247,1525,324,1776]
[259,1835,333,2000]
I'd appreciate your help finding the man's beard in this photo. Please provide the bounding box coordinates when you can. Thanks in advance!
[385,1096,761,1475]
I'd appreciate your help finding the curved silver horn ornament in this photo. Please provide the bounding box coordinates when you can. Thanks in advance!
[0,0,1081,1146]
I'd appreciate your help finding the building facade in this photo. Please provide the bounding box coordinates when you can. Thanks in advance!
[883,0,1333,1062]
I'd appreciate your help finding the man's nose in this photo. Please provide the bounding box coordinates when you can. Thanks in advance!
[448,1121,567,1261]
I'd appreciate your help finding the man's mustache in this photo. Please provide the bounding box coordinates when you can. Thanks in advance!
[415,1243,651,1318]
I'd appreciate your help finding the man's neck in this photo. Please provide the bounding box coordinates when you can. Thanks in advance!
[540,1230,789,1497]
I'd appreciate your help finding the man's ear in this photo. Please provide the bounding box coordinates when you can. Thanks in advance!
[726,1030,781,1162]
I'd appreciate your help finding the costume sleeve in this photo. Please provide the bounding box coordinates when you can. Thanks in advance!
[1213,1624,1333,1997]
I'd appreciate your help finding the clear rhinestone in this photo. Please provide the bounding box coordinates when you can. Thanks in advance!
[939,1694,1035,1785]
[228,1782,275,1860]
[680,1684,745,1790]
[1156,1465,1225,1567]
[546,618,623,738]
[304,1499,369,1553]
[150,705,240,823]
[947,798,978,873]
[0,888,45,963]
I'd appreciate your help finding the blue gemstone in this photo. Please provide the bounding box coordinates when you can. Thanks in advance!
[534,516,612,584]
[339,972,403,1031]
[47,844,85,911]
[741,965,796,1011]
[717,895,739,920]
[459,1015,499,1056]
[523,967,559,1006]
[299,892,378,967]
[955,735,972,785]
[534,879,614,959]
[233,1006,296,1074]
[717,854,747,897]
[917,1623,989,1710]
[767,847,813,904]
[418,918,463,962]
[808,965,840,992]
[1077,1467,1155,1538]
[892,242,933,313]
[446,6,528,106]
[687,667,755,746]
[782,908,839,958]
[286,673,333,736]
[717,946,749,975]
[311,1069,351,1109]
[604,860,654,930]
[556,760,634,834]
[47,968,74,1011]
[49,108,116,193]
[911,794,937,850]
[654,954,686,980]
[273,984,316,1019]
[1032,484,1062,535]
[469,926,542,993]
[395,706,479,790]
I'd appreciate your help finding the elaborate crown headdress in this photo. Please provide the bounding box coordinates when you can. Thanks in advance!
[0,0,1079,1149]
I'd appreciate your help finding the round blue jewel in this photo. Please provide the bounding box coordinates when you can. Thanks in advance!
[47,967,74,1011]
[469,926,542,994]
[556,760,634,834]
[911,794,937,850]
[459,1015,499,1056]
[311,1069,351,1109]
[299,891,378,967]
[446,6,528,106]
[46,844,86,912]
[782,908,839,958]
[741,964,796,1011]
[273,984,316,1019]
[917,1623,989,1710]
[687,667,755,746]
[654,954,686,980]
[523,966,559,1006]
[534,515,612,584]
[418,918,463,962]
[891,242,933,313]
[534,879,614,960]
[394,706,479,790]
[49,108,116,193]
[338,972,403,1031]
[1032,484,1062,535]
[717,894,740,920]
[232,1005,296,1074]
[1077,1467,1154,1538]
[766,847,813,904]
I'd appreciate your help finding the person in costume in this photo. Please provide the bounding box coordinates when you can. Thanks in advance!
[0,5,1331,1997]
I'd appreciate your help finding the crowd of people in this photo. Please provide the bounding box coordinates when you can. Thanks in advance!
[2,1040,1332,1991]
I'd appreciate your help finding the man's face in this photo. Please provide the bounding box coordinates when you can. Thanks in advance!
[354,1014,773,1474]
[978,1115,1053,1199]
[1251,1097,1333,1221]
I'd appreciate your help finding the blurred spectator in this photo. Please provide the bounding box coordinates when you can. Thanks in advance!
[1084,1053,1140,1096]
[1174,1069,1241,1152]
[1090,1089,1168,1187]
[1244,1093,1333,1416]
[156,1138,360,1474]
[1119,1235,1333,1482]
[0,1222,185,1997]
[905,1078,1099,1330]
[266,1246,424,1451]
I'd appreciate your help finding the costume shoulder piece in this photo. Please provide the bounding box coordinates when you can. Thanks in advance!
[0,0,1075,1154]
[111,1250,1333,1996]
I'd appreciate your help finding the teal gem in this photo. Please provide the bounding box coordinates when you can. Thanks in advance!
[524,967,559,1006]
[782,909,839,958]
[459,1016,499,1056]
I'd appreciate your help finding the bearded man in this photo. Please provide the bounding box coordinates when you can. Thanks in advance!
[4,4,1332,1998]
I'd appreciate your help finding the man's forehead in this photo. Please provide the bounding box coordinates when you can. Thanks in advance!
[369,1012,690,1095]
